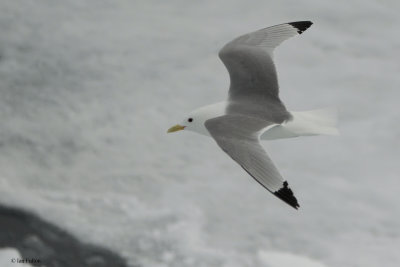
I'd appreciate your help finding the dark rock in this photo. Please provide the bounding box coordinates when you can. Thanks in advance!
[22,235,55,258]
[0,205,132,267]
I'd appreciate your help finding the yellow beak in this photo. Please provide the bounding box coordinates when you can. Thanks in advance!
[167,124,185,133]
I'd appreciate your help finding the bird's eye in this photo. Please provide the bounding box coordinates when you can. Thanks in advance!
[188,118,193,122]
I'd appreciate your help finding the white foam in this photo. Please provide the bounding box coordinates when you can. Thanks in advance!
[0,248,34,267]
[258,251,327,267]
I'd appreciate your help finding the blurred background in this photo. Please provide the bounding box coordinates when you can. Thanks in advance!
[0,0,399,266]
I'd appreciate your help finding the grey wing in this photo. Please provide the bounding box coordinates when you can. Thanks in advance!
[219,21,313,123]
[205,115,300,209]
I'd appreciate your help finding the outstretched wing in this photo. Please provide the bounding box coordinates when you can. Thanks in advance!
[219,21,313,123]
[205,115,300,209]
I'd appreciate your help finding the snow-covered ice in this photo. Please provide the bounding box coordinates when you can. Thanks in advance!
[0,0,399,267]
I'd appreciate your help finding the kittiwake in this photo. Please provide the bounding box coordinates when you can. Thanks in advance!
[167,21,338,209]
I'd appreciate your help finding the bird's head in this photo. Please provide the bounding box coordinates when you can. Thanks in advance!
[167,103,225,136]
[167,113,206,135]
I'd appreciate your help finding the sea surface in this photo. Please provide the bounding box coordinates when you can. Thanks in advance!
[0,1,399,266]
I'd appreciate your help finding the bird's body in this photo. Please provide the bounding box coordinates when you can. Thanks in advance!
[186,101,338,140]
[168,21,338,209]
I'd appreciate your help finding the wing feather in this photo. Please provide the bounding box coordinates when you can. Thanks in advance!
[219,21,313,123]
[205,115,300,209]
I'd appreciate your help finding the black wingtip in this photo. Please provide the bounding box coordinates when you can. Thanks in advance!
[288,21,313,34]
[274,181,300,210]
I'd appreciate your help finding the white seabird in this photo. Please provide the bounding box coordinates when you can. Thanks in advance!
[168,21,338,209]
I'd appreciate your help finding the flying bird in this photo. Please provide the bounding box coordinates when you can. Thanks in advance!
[167,21,338,209]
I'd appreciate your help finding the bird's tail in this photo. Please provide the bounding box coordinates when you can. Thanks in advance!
[287,108,339,136]
[261,108,339,140]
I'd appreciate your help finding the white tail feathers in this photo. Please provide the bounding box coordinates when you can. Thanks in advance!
[292,108,339,136]
[261,108,339,140]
